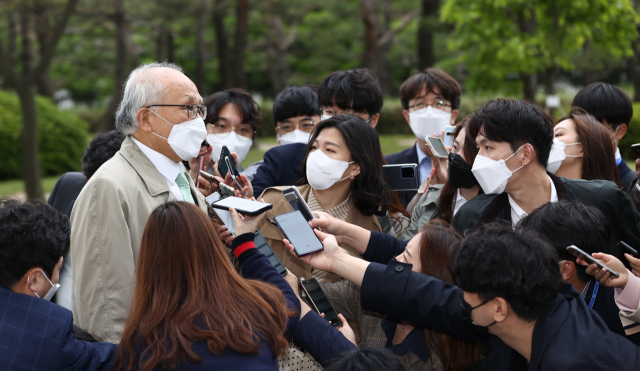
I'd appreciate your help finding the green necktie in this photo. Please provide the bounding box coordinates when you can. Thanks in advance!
[175,172,195,204]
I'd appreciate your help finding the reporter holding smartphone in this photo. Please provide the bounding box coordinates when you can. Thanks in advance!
[256,115,393,281]
[115,202,300,371]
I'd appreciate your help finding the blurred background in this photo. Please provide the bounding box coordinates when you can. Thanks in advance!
[2,0,640,200]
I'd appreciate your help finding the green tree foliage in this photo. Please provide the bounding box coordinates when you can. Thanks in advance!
[441,0,639,95]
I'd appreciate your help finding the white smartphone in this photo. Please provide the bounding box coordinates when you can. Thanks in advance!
[210,197,273,216]
[426,136,449,158]
[566,245,620,278]
[443,126,456,147]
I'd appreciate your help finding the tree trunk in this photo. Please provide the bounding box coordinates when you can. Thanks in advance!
[97,0,127,133]
[360,0,378,69]
[17,85,44,201]
[417,0,439,70]
[628,29,640,102]
[34,11,54,97]
[2,12,17,90]
[375,0,393,94]
[166,29,174,63]
[543,67,557,122]
[195,0,207,92]
[521,73,536,102]
[213,0,230,90]
[230,0,249,89]
[266,15,288,95]
[155,27,165,61]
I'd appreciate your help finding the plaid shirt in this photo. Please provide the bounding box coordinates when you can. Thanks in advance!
[320,280,442,371]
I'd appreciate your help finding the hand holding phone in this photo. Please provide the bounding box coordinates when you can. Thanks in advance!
[228,202,268,236]
[211,196,273,216]
[576,252,629,289]
[282,187,315,222]
[274,211,323,256]
[567,245,620,278]
[300,278,341,327]
[426,136,449,158]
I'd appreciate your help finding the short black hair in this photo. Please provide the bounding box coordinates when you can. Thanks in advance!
[318,68,383,116]
[399,68,462,110]
[518,200,613,283]
[451,222,562,322]
[298,115,392,216]
[0,198,70,287]
[324,347,404,371]
[572,82,633,129]
[82,131,125,179]
[204,88,262,131]
[273,85,320,124]
[467,99,554,167]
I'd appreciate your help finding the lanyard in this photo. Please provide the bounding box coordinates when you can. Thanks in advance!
[588,282,599,309]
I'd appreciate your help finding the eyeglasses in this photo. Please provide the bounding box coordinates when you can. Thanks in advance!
[210,121,254,142]
[276,120,318,135]
[146,104,207,119]
[322,107,372,123]
[407,101,451,112]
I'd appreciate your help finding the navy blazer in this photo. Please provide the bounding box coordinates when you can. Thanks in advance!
[0,285,116,371]
[385,145,420,208]
[619,159,637,190]
[292,311,357,366]
[47,172,86,218]
[358,233,640,370]
[131,233,301,371]
[252,143,307,197]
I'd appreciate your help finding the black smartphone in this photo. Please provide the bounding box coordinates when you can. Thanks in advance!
[211,196,273,216]
[218,146,239,178]
[632,144,640,159]
[566,245,620,278]
[620,241,639,257]
[273,210,324,257]
[383,164,420,191]
[254,230,287,276]
[300,278,341,327]
[282,187,315,222]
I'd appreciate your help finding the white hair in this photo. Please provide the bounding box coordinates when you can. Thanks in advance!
[114,61,185,135]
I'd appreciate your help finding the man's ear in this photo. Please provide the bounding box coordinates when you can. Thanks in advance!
[493,297,510,323]
[450,109,459,125]
[521,143,536,167]
[403,109,410,125]
[25,268,42,293]
[369,113,380,128]
[616,123,627,140]
[561,261,576,282]
[137,108,154,133]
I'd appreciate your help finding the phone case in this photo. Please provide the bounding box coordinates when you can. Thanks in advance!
[210,198,273,216]
[218,146,239,178]
[282,187,315,222]
[426,138,449,158]
[383,164,420,191]
[300,279,341,328]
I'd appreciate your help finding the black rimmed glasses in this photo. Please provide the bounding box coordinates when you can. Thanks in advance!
[407,101,451,112]
[146,104,207,119]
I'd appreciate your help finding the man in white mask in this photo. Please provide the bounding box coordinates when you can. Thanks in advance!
[386,68,460,208]
[0,199,117,370]
[453,99,640,265]
[70,62,213,343]
[246,86,320,193]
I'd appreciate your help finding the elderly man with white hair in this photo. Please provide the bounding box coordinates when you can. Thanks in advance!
[70,62,215,342]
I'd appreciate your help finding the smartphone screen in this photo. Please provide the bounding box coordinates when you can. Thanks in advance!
[212,197,273,215]
[274,211,323,256]
[427,137,449,158]
[254,231,287,276]
[301,278,340,326]
[282,187,314,222]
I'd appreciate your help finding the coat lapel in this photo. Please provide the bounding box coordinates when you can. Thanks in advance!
[119,136,174,199]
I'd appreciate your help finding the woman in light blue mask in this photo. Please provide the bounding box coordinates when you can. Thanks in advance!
[549,108,620,187]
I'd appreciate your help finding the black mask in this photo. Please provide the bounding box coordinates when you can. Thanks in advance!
[459,291,496,338]
[448,152,479,189]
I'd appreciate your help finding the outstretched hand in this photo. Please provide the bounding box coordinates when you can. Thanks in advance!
[576,252,628,289]
[229,197,266,236]
[284,229,343,273]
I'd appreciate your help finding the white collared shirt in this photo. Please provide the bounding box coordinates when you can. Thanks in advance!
[508,175,558,225]
[416,142,433,185]
[453,188,467,217]
[131,137,185,201]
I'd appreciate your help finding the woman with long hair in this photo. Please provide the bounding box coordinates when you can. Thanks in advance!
[251,115,393,281]
[115,202,299,371]
[549,107,621,187]
[294,215,481,371]
[399,117,482,241]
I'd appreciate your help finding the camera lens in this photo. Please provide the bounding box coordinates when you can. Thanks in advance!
[401,166,415,178]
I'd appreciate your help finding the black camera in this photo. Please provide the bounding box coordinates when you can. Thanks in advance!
[401,166,415,178]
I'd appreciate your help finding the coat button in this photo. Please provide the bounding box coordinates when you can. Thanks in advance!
[395,264,404,272]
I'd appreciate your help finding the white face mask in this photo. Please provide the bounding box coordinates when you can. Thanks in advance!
[321,114,333,122]
[28,269,60,301]
[409,106,452,142]
[471,146,524,194]
[207,133,252,165]
[546,138,581,173]
[149,111,207,161]
[278,129,311,146]
[306,150,354,191]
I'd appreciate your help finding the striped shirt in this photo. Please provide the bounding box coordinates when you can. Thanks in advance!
[307,190,351,280]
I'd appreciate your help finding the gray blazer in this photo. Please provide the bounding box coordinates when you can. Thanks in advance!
[398,184,444,241]
[69,136,208,343]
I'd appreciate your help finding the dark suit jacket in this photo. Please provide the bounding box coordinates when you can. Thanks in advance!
[619,159,637,190]
[0,284,116,371]
[358,233,640,370]
[47,172,86,217]
[292,311,357,367]
[252,143,307,197]
[453,174,640,262]
[385,145,420,208]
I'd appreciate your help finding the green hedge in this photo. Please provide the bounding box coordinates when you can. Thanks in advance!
[0,90,89,180]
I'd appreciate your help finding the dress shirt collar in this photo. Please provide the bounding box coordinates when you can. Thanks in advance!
[508,175,557,225]
[615,147,622,166]
[453,188,467,217]
[131,137,184,185]
[381,318,430,362]
[416,142,428,164]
